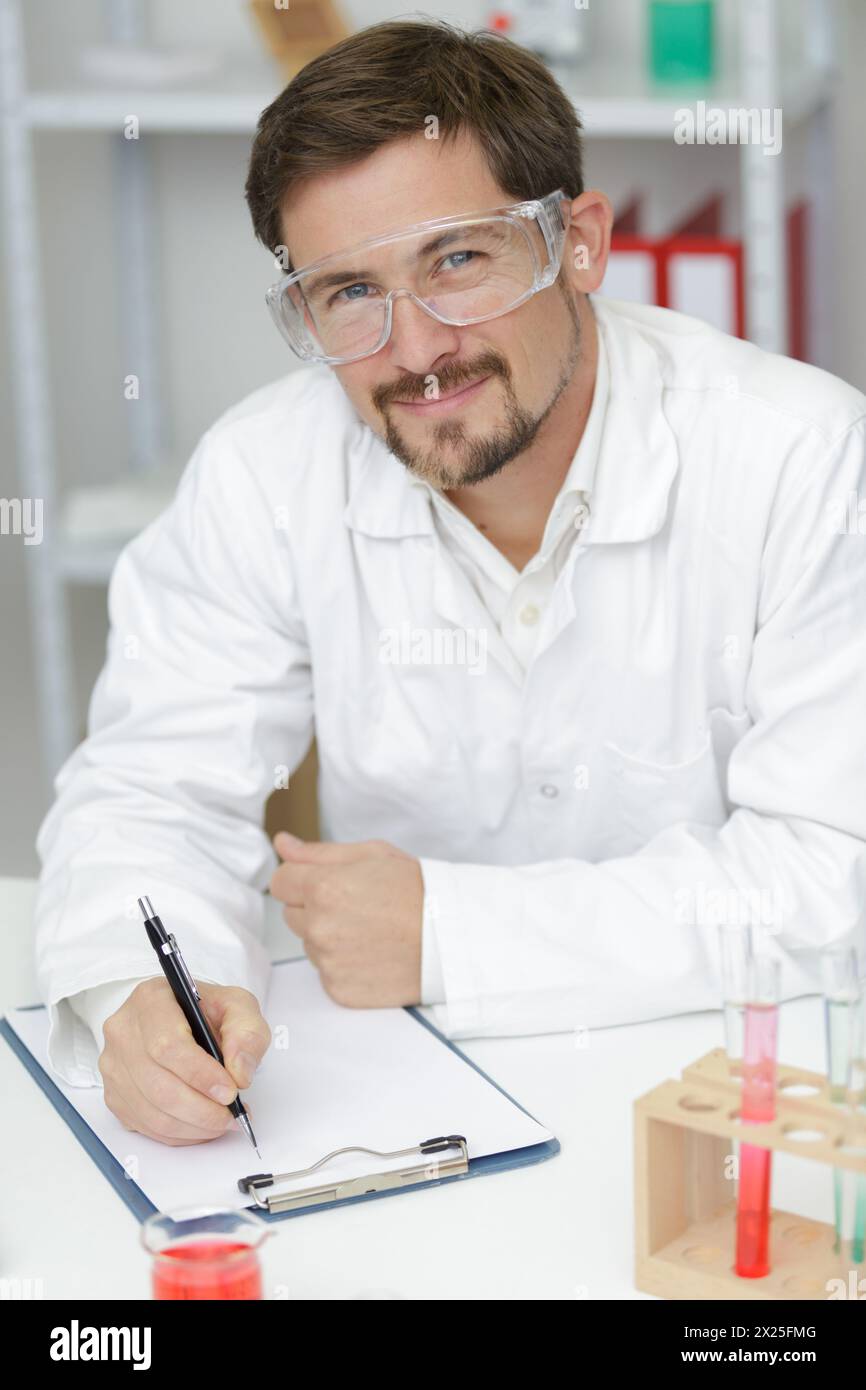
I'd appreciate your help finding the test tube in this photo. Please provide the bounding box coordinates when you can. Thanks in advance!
[718,924,752,1198]
[718,923,752,1071]
[846,965,866,1263]
[821,946,861,1256]
[735,954,780,1279]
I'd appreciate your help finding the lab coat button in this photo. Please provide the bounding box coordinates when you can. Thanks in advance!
[573,501,590,530]
[539,783,559,798]
[518,603,540,626]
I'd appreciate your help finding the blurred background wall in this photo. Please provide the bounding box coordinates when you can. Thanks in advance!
[2,0,864,876]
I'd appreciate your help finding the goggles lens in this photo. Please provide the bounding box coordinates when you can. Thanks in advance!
[273,213,547,363]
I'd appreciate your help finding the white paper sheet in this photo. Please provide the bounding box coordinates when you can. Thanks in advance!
[6,958,554,1213]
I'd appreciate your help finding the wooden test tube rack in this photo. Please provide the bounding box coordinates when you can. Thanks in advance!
[634,1047,866,1300]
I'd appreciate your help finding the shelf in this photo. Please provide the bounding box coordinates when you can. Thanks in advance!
[18,57,834,139]
[24,87,274,133]
[54,467,183,583]
[55,539,124,585]
[553,57,834,137]
[22,58,282,132]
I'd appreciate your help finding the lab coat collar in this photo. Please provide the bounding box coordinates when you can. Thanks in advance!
[344,294,680,546]
[585,295,680,543]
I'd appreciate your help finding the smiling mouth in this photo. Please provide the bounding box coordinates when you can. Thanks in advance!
[392,376,491,413]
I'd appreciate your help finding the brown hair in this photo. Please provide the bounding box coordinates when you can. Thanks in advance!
[245,18,584,270]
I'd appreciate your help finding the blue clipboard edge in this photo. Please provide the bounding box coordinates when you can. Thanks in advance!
[1,957,560,1225]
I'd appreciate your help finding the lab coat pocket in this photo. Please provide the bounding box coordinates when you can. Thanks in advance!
[603,731,730,854]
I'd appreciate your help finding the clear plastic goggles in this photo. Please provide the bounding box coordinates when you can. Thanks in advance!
[265,188,571,365]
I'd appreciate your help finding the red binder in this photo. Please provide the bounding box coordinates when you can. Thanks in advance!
[601,195,807,354]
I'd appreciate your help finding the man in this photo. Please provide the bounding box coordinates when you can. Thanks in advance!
[34,20,866,1147]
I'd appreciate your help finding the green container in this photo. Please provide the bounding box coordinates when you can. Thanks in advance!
[649,0,715,82]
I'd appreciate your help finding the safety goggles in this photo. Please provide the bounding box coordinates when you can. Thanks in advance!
[265,188,571,365]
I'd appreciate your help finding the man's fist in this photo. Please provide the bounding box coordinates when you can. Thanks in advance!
[98,979,270,1147]
[269,834,424,1008]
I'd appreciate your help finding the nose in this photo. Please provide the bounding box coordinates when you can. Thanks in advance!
[385,288,462,373]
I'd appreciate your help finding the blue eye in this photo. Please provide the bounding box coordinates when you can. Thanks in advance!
[334,283,370,304]
[442,250,475,270]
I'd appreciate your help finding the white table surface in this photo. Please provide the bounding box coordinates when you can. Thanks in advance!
[0,876,833,1300]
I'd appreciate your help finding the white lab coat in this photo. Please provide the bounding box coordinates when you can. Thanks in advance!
[34,296,866,1086]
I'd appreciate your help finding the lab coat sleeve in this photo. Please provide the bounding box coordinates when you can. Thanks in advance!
[66,977,159,1080]
[418,419,866,1038]
[33,425,313,1085]
[420,897,446,1005]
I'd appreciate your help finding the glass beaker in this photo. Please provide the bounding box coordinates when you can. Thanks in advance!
[141,1206,271,1300]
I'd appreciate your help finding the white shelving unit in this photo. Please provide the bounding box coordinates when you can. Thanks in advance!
[0,0,837,790]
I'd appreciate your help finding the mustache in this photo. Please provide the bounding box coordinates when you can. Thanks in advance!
[374,350,510,408]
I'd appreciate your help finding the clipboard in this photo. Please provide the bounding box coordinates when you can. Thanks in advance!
[1,961,560,1224]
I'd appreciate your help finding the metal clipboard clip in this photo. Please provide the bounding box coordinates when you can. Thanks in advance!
[238,1134,469,1214]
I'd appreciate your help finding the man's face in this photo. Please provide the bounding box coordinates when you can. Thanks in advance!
[279,130,584,490]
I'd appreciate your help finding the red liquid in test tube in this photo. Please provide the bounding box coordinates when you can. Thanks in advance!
[735,984,779,1278]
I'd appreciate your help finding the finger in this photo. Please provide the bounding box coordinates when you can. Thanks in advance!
[269,859,324,907]
[272,831,305,858]
[283,905,324,969]
[118,1022,242,1133]
[109,1088,214,1146]
[200,983,271,1090]
[273,835,404,864]
[134,985,241,1103]
[109,1052,236,1144]
[281,902,310,942]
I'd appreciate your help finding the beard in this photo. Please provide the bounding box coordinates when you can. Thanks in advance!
[373,279,583,491]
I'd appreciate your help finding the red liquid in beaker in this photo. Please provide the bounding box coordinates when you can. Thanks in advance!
[152,1239,262,1300]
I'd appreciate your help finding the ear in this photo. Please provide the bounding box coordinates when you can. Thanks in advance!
[562,189,614,296]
